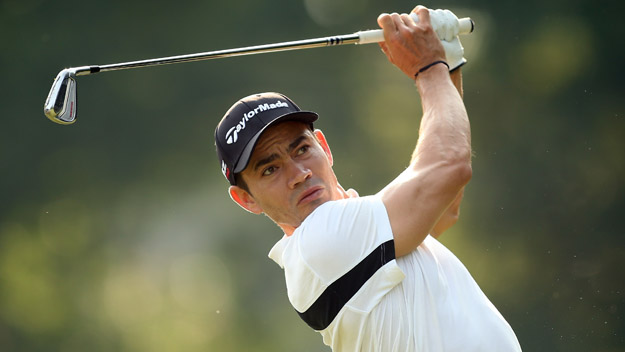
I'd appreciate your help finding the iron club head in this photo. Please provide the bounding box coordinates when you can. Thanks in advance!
[44,68,78,124]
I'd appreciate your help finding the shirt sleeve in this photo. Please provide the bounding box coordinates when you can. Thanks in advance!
[297,195,396,283]
[282,195,404,316]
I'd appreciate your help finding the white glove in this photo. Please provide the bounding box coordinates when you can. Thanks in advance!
[410,9,467,71]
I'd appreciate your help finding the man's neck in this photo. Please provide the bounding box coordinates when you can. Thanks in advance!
[280,224,297,237]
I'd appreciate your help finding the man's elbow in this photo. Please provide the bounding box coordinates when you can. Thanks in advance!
[445,157,472,190]
[456,161,472,186]
[430,143,472,187]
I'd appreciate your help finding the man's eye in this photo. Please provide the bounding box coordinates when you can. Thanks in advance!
[262,166,275,176]
[297,145,309,155]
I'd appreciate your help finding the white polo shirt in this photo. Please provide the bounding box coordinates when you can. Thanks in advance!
[268,195,521,351]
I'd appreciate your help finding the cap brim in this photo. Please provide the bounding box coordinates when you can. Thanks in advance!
[232,111,318,174]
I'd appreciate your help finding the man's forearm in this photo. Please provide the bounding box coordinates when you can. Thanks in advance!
[411,65,471,168]
[430,68,466,238]
[450,68,463,98]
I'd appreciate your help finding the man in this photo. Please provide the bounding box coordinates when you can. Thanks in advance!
[214,6,521,351]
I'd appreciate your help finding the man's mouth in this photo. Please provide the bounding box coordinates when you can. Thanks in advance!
[297,186,324,206]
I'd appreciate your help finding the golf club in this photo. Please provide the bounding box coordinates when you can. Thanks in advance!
[44,13,474,125]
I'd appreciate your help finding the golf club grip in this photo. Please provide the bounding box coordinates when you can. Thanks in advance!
[358,17,474,45]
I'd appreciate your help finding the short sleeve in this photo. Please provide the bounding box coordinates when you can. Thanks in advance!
[280,195,404,316]
[297,196,396,283]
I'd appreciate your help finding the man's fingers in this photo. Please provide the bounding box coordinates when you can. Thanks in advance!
[389,12,405,30]
[376,5,447,78]
[442,9,457,41]
[400,13,416,26]
[377,12,396,32]
[378,11,418,35]
[376,13,396,63]
[412,5,431,26]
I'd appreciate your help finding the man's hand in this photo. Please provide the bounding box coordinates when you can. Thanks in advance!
[377,6,446,79]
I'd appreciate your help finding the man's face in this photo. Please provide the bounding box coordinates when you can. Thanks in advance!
[237,121,341,229]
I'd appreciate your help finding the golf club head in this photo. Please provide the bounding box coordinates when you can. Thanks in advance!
[44,69,77,124]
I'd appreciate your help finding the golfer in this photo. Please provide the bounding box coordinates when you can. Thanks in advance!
[214,6,521,351]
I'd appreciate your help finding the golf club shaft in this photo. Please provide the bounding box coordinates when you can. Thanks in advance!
[73,33,362,76]
[73,17,473,76]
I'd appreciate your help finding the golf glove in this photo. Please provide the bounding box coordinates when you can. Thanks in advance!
[411,9,467,71]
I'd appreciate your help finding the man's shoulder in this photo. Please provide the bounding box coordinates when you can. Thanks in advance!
[292,195,394,275]
[297,195,389,243]
[301,195,383,228]
[277,194,402,315]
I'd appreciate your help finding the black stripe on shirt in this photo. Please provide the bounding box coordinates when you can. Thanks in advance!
[297,239,395,331]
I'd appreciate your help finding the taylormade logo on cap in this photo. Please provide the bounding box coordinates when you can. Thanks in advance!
[225,100,289,144]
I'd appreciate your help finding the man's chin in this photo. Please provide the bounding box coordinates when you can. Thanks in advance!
[299,197,330,220]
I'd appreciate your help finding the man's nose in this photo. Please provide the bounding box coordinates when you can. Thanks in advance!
[287,160,311,189]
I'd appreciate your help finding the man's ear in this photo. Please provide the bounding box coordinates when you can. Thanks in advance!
[314,129,333,166]
[229,185,262,214]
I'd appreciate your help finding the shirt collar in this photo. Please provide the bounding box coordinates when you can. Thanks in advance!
[268,234,289,268]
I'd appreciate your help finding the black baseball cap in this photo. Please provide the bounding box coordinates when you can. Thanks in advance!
[215,92,318,185]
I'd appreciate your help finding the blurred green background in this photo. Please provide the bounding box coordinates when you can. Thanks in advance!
[1,0,624,351]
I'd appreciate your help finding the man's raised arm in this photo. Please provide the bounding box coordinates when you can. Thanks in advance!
[376,7,472,257]
[429,67,467,238]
